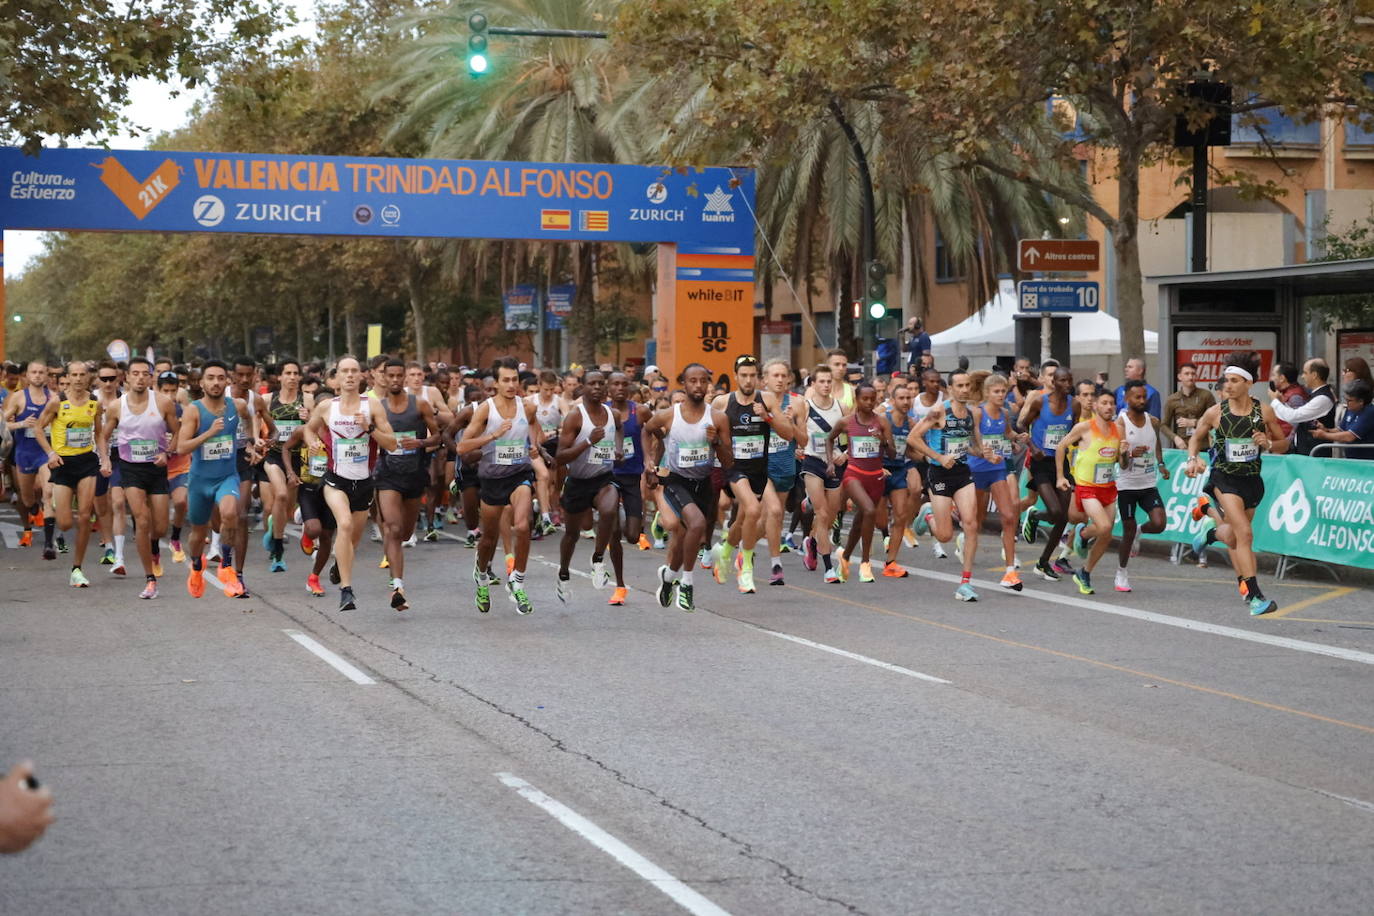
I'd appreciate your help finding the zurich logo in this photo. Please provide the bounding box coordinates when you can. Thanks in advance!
[646,182,668,204]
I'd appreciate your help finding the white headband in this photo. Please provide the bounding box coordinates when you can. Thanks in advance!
[1222,366,1254,383]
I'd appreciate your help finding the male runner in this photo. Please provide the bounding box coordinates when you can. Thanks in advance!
[1019,367,1078,580]
[910,370,987,602]
[969,374,1025,591]
[877,380,917,577]
[91,362,124,571]
[32,361,103,587]
[303,356,397,612]
[554,370,627,605]
[763,358,800,583]
[643,364,733,611]
[227,357,275,596]
[1185,352,1289,615]
[403,362,452,541]
[608,371,652,551]
[260,359,311,570]
[528,369,564,539]
[457,357,538,615]
[282,422,335,597]
[793,364,845,581]
[96,358,179,598]
[825,381,894,584]
[376,359,441,612]
[2,360,52,554]
[910,368,944,556]
[443,388,484,548]
[1112,379,1170,592]
[176,361,250,599]
[158,371,192,563]
[1055,390,1127,595]
[711,355,792,593]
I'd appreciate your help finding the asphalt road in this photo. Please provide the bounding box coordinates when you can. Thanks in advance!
[4,504,1374,915]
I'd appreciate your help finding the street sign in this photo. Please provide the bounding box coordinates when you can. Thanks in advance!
[1017,280,1101,313]
[1018,239,1100,273]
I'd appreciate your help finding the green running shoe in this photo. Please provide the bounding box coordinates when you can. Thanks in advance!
[1020,509,1038,544]
[475,583,491,614]
[676,583,695,612]
[510,587,533,615]
[1248,595,1278,616]
[1073,569,1094,595]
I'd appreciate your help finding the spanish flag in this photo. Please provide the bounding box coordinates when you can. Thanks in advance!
[579,210,610,232]
[540,209,571,231]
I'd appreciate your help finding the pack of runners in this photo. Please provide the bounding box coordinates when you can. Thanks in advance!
[0,347,1286,617]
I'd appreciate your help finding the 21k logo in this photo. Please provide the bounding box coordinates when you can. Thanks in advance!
[95,157,181,220]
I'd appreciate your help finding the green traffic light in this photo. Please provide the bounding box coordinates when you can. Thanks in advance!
[468,52,489,74]
[867,300,886,320]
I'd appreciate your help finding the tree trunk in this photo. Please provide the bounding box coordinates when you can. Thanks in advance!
[1114,148,1147,363]
[344,307,357,358]
[327,304,336,363]
[835,249,856,357]
[573,243,597,365]
[404,257,427,363]
[295,298,306,361]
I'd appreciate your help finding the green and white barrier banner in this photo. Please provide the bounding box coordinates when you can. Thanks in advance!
[1117,449,1374,571]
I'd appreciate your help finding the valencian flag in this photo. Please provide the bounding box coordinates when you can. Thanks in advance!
[540,209,571,230]
[579,210,609,232]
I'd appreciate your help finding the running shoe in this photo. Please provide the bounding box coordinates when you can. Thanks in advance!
[464,531,479,548]
[954,582,978,602]
[509,587,534,615]
[738,566,756,594]
[205,542,220,563]
[328,562,341,585]
[835,549,850,582]
[591,559,611,589]
[1000,569,1023,591]
[1190,494,1211,522]
[57,536,68,554]
[858,561,875,583]
[710,546,728,584]
[1114,569,1132,592]
[831,516,843,542]
[339,586,357,611]
[823,567,841,584]
[370,524,382,543]
[187,567,205,598]
[379,554,389,569]
[1192,518,1216,561]
[475,582,491,613]
[1248,595,1278,616]
[882,561,909,578]
[1051,557,1075,576]
[139,580,158,600]
[69,567,90,588]
[580,527,595,540]
[260,517,274,552]
[769,566,785,586]
[505,554,515,577]
[18,531,32,547]
[932,541,948,559]
[698,546,711,570]
[656,565,675,608]
[557,577,572,604]
[391,588,408,612]
[151,557,164,578]
[650,513,667,543]
[424,527,439,543]
[270,557,287,573]
[676,583,694,612]
[903,527,918,548]
[218,566,244,598]
[299,532,315,556]
[446,509,460,525]
[100,547,115,565]
[653,536,667,549]
[171,539,186,563]
[955,531,965,558]
[306,574,325,597]
[42,545,56,561]
[1072,569,1094,595]
[637,533,652,550]
[432,515,444,531]
[1021,509,1038,545]
[111,562,126,577]
[1075,523,1094,558]
[1034,560,1060,581]
[608,586,628,606]
[404,532,418,548]
[802,535,818,571]
[914,510,932,537]
[781,532,798,553]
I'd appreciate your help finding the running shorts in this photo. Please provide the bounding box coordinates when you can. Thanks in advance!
[561,472,614,516]
[480,470,534,507]
[297,483,337,531]
[1206,469,1265,512]
[50,451,100,490]
[800,455,841,491]
[926,463,973,497]
[1073,483,1118,512]
[117,459,169,496]
[188,473,240,526]
[1117,486,1163,519]
[324,472,375,514]
[662,472,714,521]
[614,473,644,522]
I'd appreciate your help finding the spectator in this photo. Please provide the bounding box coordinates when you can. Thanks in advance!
[1342,356,1373,390]
[1271,358,1335,456]
[1161,362,1215,449]
[1268,362,1307,440]
[1312,379,1374,459]
[1113,358,1161,417]
[901,317,931,371]
[0,762,54,853]
[917,352,935,373]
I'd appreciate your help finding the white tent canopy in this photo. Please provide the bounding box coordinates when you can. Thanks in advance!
[927,279,1158,367]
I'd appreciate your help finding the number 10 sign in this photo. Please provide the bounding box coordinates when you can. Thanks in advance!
[1017,280,1100,313]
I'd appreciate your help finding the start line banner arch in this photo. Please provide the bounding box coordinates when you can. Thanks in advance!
[0,146,756,380]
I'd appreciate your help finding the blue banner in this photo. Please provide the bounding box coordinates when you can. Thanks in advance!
[546,284,574,331]
[504,285,537,332]
[0,148,755,249]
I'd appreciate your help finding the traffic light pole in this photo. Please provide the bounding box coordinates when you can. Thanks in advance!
[827,99,876,361]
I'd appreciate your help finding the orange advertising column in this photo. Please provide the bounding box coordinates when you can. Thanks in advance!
[655,242,755,389]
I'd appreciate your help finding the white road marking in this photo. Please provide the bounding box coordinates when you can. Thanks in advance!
[904,567,1374,668]
[496,773,733,916]
[751,627,950,683]
[283,629,376,685]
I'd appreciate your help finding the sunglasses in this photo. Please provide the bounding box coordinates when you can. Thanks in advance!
[99,375,118,382]
[652,385,668,392]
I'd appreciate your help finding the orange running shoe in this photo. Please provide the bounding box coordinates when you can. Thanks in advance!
[637,533,652,550]
[882,561,909,578]
[218,565,244,597]
[505,553,515,576]
[18,530,33,547]
[1190,495,1211,522]
[1000,569,1024,592]
[608,586,628,606]
[187,566,206,598]
[306,573,325,597]
[300,532,316,556]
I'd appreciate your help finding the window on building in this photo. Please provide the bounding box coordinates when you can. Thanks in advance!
[1344,74,1374,151]
[1230,91,1320,148]
[934,229,962,283]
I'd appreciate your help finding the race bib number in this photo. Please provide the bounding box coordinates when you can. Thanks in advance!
[1133,452,1156,473]
[621,437,636,459]
[1225,438,1259,463]
[66,426,94,450]
[982,434,1009,458]
[201,434,232,462]
[337,435,369,465]
[676,440,710,468]
[276,419,302,442]
[892,434,907,457]
[24,426,38,438]
[129,438,158,462]
[590,439,614,465]
[944,436,968,459]
[733,434,765,460]
[389,430,416,456]
[769,433,792,454]
[307,450,328,478]
[810,432,828,453]
[1043,425,1068,450]
[494,438,526,465]
[1092,462,1117,485]
[850,436,880,459]
[541,423,558,438]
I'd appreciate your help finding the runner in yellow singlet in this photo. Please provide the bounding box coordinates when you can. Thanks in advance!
[31,361,106,587]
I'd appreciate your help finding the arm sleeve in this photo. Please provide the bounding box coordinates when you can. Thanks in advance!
[1270,393,1334,424]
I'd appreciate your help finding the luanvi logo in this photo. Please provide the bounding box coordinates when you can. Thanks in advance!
[97,157,181,220]
[699,320,729,352]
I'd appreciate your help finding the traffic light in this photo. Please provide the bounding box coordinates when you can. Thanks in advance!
[467,11,489,75]
[865,260,888,320]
